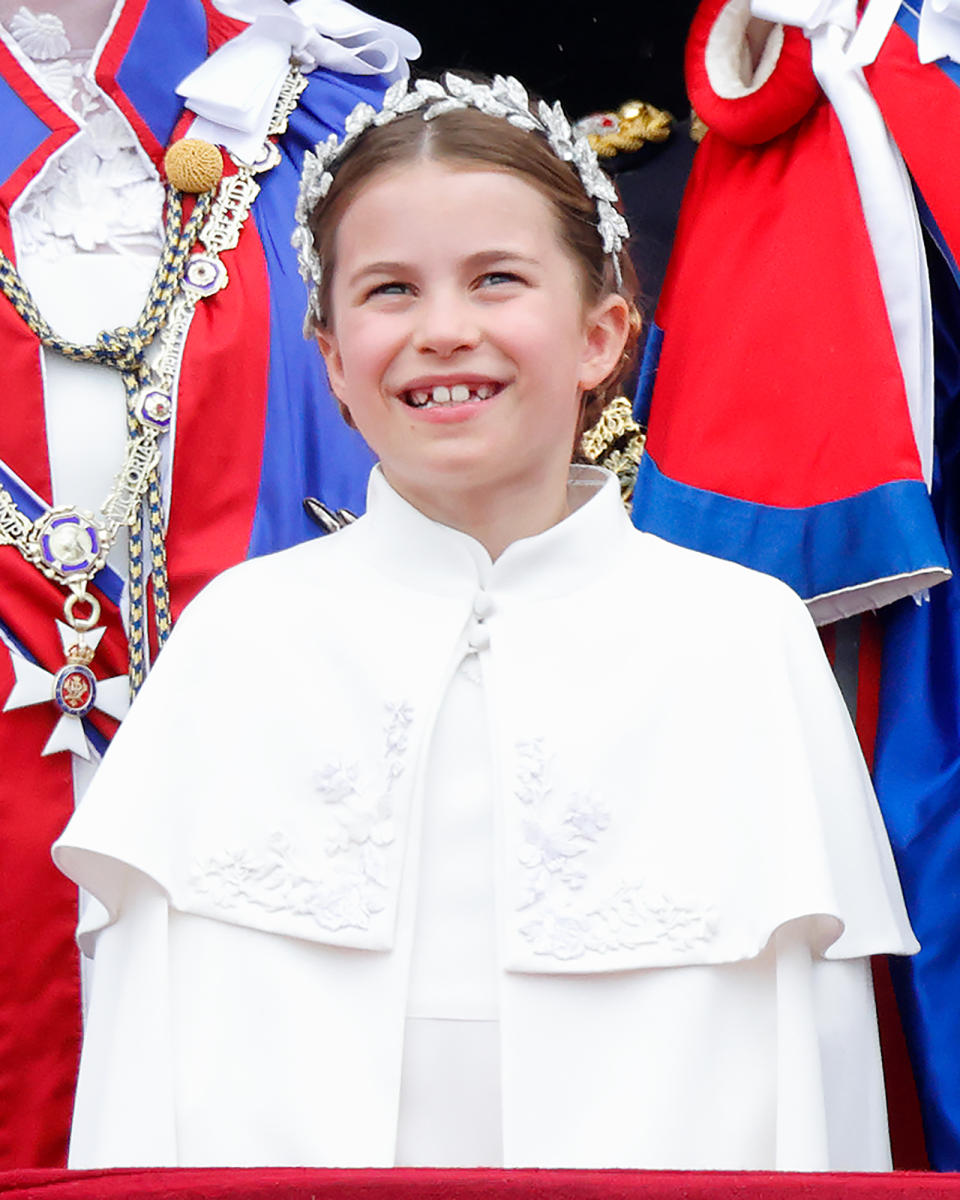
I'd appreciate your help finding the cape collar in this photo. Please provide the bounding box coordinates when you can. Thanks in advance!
[360,464,633,601]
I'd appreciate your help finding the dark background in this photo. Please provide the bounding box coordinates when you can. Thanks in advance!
[370,2,699,119]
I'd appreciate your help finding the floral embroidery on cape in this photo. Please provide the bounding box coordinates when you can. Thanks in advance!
[191,701,413,932]
[513,738,720,961]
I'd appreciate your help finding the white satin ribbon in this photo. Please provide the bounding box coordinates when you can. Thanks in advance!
[177,0,421,162]
[752,0,856,24]
[844,0,901,66]
[750,0,934,486]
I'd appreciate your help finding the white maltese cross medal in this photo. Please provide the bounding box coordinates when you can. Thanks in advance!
[4,620,129,759]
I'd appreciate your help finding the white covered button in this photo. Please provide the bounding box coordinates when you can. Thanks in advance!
[467,621,491,651]
[472,591,494,619]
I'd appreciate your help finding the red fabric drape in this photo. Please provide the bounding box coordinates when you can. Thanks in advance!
[2,1168,960,1200]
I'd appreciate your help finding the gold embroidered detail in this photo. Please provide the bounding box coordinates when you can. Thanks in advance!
[577,100,673,159]
[579,394,646,504]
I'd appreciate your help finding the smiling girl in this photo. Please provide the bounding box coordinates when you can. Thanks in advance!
[56,74,915,1172]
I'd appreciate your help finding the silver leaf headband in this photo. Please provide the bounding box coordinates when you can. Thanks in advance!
[292,71,630,333]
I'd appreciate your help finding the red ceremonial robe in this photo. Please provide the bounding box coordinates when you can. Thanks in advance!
[0,0,386,1165]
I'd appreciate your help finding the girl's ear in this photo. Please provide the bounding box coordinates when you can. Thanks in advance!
[315,328,358,429]
[578,294,632,393]
[315,327,346,398]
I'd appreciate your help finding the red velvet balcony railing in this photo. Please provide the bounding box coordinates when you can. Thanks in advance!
[3,1168,960,1200]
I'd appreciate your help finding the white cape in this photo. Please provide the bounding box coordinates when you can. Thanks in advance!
[55,466,917,1170]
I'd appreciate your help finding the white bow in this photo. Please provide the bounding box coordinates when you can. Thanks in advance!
[177,0,421,162]
[750,0,934,487]
[844,0,960,67]
[918,0,960,63]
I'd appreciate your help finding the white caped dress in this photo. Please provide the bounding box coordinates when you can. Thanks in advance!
[55,466,918,1170]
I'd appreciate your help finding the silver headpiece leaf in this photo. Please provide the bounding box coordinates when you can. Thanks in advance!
[292,72,630,333]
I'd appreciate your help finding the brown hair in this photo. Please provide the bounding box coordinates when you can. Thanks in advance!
[307,101,641,432]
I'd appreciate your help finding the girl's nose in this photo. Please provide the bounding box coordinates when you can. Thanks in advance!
[411,294,480,357]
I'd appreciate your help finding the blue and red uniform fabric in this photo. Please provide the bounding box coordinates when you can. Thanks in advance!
[633,0,960,1168]
[0,0,382,1165]
[865,5,960,1171]
[632,0,948,621]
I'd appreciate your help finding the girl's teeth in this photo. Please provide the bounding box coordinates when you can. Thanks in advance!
[405,383,497,408]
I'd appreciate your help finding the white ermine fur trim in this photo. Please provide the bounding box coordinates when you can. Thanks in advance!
[705,0,786,99]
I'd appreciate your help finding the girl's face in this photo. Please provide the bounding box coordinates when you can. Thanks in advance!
[316,160,628,518]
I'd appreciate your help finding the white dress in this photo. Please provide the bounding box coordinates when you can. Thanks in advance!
[55,466,918,1171]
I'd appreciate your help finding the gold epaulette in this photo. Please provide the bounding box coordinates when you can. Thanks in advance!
[580,396,646,506]
[576,101,673,159]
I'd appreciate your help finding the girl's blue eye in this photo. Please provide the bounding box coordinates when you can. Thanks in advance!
[481,271,522,286]
[369,281,410,298]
